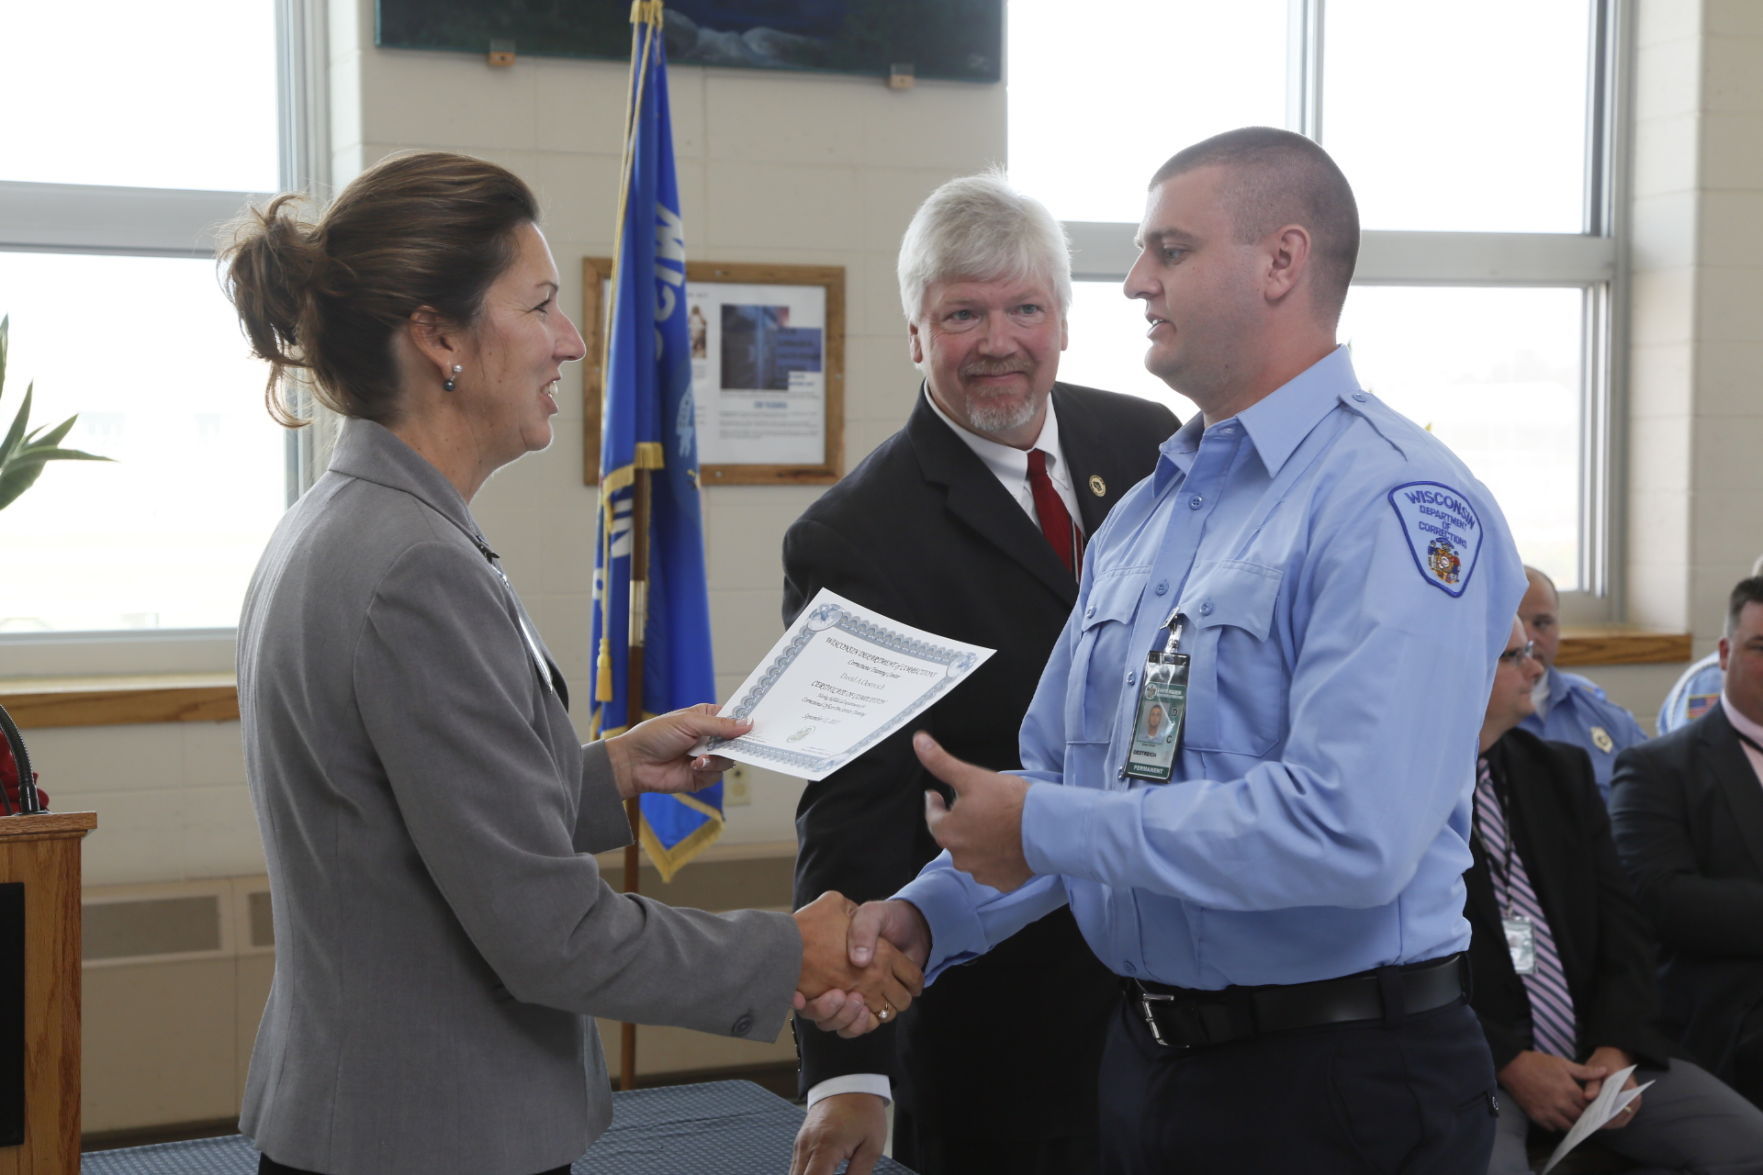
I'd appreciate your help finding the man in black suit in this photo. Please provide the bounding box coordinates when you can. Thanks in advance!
[1613,576,1763,1109]
[1469,617,1763,1172]
[783,173,1177,1175]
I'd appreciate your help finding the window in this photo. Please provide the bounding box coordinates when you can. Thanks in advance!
[1011,0,1621,609]
[0,0,324,669]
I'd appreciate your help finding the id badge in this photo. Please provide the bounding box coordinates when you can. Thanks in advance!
[1124,654,1188,783]
[1503,915,1536,975]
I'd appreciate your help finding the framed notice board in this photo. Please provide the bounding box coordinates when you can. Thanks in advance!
[583,259,844,487]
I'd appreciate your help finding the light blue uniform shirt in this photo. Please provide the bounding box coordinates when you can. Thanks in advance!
[1658,651,1723,734]
[898,347,1525,990]
[1518,667,1648,802]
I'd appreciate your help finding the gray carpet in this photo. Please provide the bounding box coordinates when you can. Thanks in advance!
[81,1080,915,1174]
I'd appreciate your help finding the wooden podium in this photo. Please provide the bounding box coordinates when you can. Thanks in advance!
[0,812,96,1175]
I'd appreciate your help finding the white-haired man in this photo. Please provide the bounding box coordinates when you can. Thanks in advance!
[783,174,1177,1175]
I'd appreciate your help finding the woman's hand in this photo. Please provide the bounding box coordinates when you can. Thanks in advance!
[604,703,752,799]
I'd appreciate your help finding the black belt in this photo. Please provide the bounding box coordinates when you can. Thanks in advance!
[1127,954,1467,1049]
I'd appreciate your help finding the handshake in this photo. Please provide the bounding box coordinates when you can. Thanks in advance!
[790,893,931,1038]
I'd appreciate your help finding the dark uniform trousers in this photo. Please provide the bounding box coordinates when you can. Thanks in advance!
[892,1102,1097,1175]
[1098,989,1497,1174]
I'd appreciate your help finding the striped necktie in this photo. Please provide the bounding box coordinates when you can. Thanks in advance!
[1027,448,1082,576]
[1475,755,1579,1059]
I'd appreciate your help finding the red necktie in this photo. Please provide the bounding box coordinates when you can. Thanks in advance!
[1027,449,1082,576]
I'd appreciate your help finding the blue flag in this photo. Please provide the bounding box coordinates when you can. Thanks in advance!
[592,1,720,881]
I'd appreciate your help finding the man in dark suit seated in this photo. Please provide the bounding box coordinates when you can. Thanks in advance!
[1468,616,1763,1173]
[1613,576,1763,1109]
[783,172,1178,1175]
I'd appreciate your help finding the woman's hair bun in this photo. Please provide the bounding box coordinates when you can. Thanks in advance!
[218,152,539,428]
[221,193,324,426]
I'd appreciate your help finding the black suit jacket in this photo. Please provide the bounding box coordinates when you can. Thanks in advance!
[782,382,1177,1139]
[1610,704,1763,1082]
[1465,730,1674,1074]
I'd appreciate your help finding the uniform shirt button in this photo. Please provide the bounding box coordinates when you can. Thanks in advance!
[731,1012,754,1036]
[1086,605,1096,619]
[1199,600,1213,616]
[1352,391,1369,402]
[1126,672,1136,685]
[1188,495,1204,510]
[1154,580,1169,596]
[1122,960,1138,976]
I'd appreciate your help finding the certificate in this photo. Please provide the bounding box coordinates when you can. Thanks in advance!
[1540,1064,1654,1174]
[700,589,994,781]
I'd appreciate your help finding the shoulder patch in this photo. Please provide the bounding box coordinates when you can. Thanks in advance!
[1387,481,1484,597]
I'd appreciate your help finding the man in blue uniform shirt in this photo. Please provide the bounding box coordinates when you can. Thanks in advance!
[840,127,1526,1173]
[1516,565,1647,802]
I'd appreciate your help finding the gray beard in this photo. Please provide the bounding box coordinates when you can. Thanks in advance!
[964,393,1037,437]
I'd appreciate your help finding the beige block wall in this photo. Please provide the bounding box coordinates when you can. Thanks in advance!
[1630,0,1763,662]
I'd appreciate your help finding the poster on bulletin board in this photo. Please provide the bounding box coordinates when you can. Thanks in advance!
[376,0,1003,84]
[581,259,845,486]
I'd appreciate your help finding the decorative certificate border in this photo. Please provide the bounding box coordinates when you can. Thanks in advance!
[703,600,981,776]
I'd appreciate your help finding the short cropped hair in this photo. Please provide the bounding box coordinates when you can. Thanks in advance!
[897,171,1071,323]
[1726,577,1763,638]
[1524,565,1558,601]
[1151,127,1359,326]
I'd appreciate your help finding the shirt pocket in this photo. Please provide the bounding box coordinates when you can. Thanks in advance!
[1065,571,1147,747]
[1180,559,1286,756]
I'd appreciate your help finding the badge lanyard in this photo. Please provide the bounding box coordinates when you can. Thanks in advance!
[1481,777,1537,976]
[1121,606,1189,784]
[472,534,559,697]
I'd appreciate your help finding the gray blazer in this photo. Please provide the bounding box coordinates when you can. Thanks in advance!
[237,420,800,1175]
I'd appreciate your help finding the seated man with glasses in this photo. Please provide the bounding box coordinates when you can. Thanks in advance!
[1466,617,1763,1173]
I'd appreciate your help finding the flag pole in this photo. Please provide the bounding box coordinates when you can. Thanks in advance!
[601,0,719,1090]
[610,0,662,1095]
[619,466,651,1091]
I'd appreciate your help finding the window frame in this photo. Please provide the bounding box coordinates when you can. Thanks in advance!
[1048,0,1629,626]
[0,0,326,676]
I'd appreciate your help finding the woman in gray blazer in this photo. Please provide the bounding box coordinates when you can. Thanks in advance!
[220,152,919,1175]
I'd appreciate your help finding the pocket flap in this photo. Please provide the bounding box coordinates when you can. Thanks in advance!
[1180,559,1282,641]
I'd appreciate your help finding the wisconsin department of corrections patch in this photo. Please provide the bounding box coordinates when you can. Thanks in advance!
[1388,481,1483,597]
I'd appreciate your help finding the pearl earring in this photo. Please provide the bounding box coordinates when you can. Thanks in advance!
[443,364,462,392]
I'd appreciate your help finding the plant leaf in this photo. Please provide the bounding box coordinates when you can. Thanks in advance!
[0,315,9,405]
[0,456,47,511]
[0,380,30,467]
[31,414,79,450]
[16,445,112,463]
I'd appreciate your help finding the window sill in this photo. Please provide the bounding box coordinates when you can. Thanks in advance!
[1556,629,1692,668]
[0,675,238,729]
[0,629,1694,730]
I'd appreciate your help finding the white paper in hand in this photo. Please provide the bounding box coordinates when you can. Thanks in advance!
[1540,1064,1654,1174]
[692,589,994,781]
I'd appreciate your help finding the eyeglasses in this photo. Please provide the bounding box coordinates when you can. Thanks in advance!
[1496,640,1537,665]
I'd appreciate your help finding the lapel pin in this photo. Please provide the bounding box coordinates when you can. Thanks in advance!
[1089,475,1106,497]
